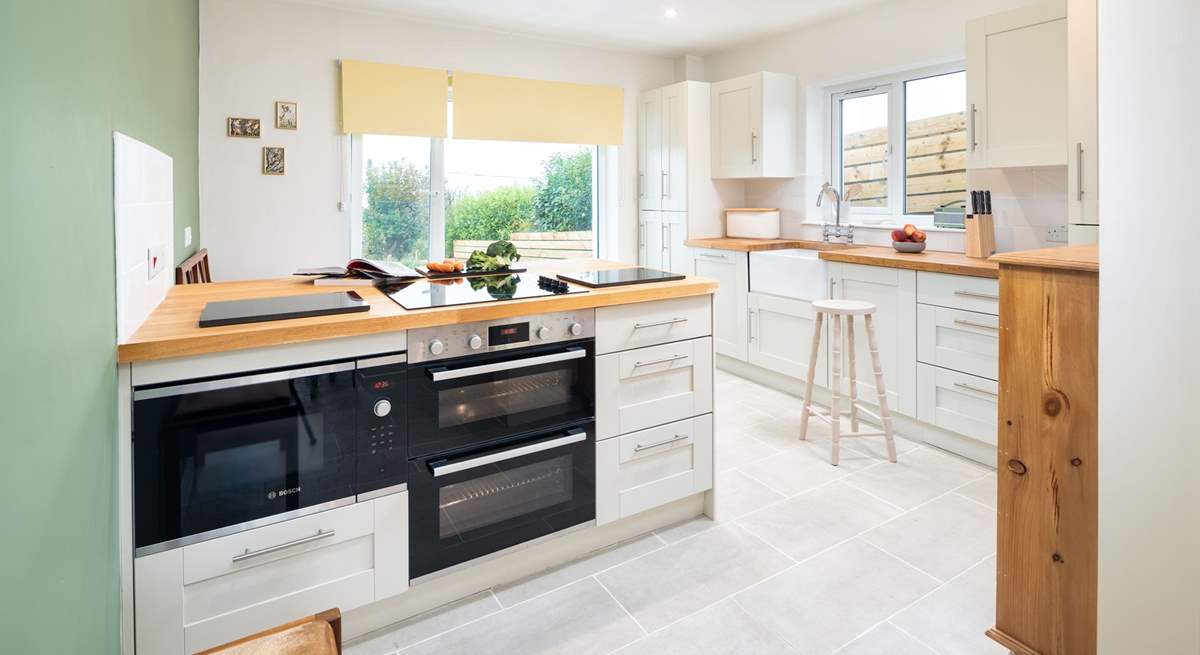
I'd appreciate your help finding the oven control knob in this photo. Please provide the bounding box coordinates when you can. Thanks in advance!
[536,326,552,340]
[467,334,483,350]
[568,322,583,336]
[373,399,392,418]
[428,338,445,355]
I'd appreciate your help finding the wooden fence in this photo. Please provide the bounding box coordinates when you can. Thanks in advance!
[452,230,594,261]
[843,111,966,213]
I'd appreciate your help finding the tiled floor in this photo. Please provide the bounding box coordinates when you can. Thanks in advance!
[347,371,1003,655]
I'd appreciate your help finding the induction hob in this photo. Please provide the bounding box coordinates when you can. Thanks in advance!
[556,267,684,288]
[380,274,587,310]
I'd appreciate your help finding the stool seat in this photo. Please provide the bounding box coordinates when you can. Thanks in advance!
[812,299,876,315]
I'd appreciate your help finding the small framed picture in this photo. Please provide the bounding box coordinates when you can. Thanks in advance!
[275,101,298,130]
[227,117,261,138]
[262,146,285,175]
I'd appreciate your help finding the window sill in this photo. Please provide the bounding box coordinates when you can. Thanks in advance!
[802,220,966,233]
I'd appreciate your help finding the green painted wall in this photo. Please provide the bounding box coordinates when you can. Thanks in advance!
[0,1,198,651]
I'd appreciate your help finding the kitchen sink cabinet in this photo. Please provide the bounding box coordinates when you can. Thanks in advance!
[747,291,827,386]
[691,247,748,361]
[710,72,797,178]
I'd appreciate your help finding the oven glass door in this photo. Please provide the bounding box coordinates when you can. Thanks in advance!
[408,340,594,457]
[409,425,595,579]
[132,362,358,555]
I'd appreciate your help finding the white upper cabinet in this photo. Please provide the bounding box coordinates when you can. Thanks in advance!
[966,2,1068,168]
[661,84,688,211]
[637,89,663,209]
[1067,0,1098,225]
[711,72,797,178]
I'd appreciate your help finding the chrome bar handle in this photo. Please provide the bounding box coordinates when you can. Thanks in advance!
[638,172,644,198]
[749,309,758,343]
[953,319,999,332]
[697,252,727,260]
[134,361,355,401]
[1076,142,1085,201]
[232,529,335,563]
[969,104,978,151]
[751,131,758,164]
[953,290,999,301]
[634,434,690,452]
[432,432,587,477]
[661,170,669,198]
[633,353,689,369]
[633,317,688,330]
[954,382,997,398]
[429,347,586,382]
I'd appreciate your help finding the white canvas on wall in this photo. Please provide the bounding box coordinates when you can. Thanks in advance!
[114,132,173,342]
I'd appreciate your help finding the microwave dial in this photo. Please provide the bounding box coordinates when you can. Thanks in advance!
[373,399,392,418]
[467,334,483,350]
[428,338,446,356]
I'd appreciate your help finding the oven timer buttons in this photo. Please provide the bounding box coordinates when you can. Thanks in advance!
[373,399,392,418]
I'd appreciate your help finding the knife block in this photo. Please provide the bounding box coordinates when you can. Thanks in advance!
[964,214,996,259]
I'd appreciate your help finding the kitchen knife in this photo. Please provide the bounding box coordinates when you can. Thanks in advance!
[983,190,992,214]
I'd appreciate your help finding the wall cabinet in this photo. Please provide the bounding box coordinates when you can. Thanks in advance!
[710,72,797,178]
[747,291,827,386]
[691,247,748,361]
[966,2,1068,168]
[1068,0,1098,226]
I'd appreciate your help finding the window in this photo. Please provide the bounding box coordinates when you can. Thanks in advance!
[830,65,966,223]
[353,135,598,266]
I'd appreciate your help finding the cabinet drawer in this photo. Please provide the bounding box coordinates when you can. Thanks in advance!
[917,305,999,380]
[917,272,1000,315]
[596,414,714,524]
[596,295,712,354]
[596,337,713,440]
[917,364,998,445]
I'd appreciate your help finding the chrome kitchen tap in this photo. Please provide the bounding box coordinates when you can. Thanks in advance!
[816,182,854,243]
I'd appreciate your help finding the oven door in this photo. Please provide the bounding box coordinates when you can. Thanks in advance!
[408,425,595,580]
[408,340,594,457]
[132,361,358,556]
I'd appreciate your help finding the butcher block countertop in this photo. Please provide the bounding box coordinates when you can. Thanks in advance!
[818,246,1000,279]
[990,244,1098,272]
[684,237,853,252]
[118,260,717,363]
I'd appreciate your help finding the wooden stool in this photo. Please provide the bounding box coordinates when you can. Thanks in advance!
[196,608,342,654]
[799,299,897,466]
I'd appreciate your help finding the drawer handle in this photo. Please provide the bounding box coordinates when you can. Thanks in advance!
[634,434,690,452]
[954,382,998,398]
[953,319,999,332]
[232,528,336,563]
[633,354,689,369]
[953,290,999,301]
[633,317,689,330]
[698,253,727,260]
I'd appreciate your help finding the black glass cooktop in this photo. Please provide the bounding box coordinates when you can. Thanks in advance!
[380,274,587,310]
[199,291,369,327]
[556,267,685,288]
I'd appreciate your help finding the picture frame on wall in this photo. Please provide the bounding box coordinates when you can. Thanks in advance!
[262,147,285,175]
[226,117,261,138]
[275,101,298,130]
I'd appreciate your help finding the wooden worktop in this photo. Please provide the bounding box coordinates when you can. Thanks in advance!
[684,237,852,252]
[117,260,717,363]
[990,244,1098,272]
[817,246,1000,278]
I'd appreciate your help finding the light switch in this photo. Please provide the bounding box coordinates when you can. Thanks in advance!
[148,244,167,280]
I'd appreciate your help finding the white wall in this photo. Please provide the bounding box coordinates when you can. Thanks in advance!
[700,0,1059,251]
[199,0,674,280]
[1097,0,1200,652]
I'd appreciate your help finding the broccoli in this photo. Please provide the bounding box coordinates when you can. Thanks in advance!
[466,241,521,271]
[485,240,521,261]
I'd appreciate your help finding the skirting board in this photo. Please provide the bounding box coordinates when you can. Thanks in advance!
[717,354,997,467]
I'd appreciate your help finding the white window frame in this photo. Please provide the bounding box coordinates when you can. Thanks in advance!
[827,61,966,227]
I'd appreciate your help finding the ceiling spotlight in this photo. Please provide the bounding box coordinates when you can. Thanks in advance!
[664,8,679,18]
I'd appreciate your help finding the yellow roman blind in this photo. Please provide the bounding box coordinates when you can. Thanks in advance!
[340,60,448,137]
[452,72,624,145]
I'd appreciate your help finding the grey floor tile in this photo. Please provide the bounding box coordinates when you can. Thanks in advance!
[653,515,720,544]
[861,493,996,581]
[841,432,924,459]
[734,539,939,655]
[715,429,781,471]
[597,524,792,633]
[842,446,988,510]
[714,401,772,436]
[738,482,903,562]
[892,556,1007,655]
[654,468,786,545]
[493,534,665,607]
[401,578,642,655]
[737,440,879,497]
[614,599,795,655]
[954,473,998,510]
[345,590,500,654]
[834,622,935,655]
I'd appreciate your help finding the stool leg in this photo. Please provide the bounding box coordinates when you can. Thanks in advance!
[829,314,842,466]
[798,312,824,441]
[846,315,860,433]
[865,314,897,463]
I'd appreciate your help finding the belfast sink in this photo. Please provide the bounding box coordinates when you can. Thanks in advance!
[749,248,829,301]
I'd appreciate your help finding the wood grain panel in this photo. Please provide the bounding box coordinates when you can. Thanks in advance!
[818,246,1000,278]
[683,237,853,253]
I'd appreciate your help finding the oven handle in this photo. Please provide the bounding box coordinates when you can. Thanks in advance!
[428,347,586,382]
[133,361,356,401]
[431,431,588,477]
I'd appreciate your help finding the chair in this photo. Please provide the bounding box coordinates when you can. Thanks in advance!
[176,247,212,284]
[798,299,898,466]
[195,608,342,655]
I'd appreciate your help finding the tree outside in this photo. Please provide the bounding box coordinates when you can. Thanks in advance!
[362,160,430,266]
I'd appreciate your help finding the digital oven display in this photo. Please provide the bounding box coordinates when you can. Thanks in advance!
[488,322,529,346]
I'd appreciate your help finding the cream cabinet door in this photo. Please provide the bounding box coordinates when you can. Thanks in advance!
[917,364,999,445]
[661,83,688,211]
[639,211,662,270]
[595,337,714,440]
[747,291,827,386]
[711,74,760,178]
[662,212,689,274]
[1067,0,1098,225]
[638,89,662,210]
[692,248,748,361]
[596,414,714,525]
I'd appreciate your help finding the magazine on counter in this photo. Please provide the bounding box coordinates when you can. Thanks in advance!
[294,259,422,286]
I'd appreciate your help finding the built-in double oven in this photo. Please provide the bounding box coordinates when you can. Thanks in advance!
[405,310,596,580]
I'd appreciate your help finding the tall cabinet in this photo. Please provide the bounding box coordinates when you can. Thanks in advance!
[1067,0,1098,231]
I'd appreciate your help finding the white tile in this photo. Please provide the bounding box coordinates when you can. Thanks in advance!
[734,539,939,655]
[835,623,935,655]
[653,515,720,544]
[401,579,642,655]
[711,468,788,523]
[614,600,795,655]
[714,429,781,472]
[714,402,772,437]
[345,591,500,655]
[842,447,988,510]
[738,482,903,562]
[597,524,792,633]
[892,557,1007,655]
[737,440,878,498]
[493,534,664,607]
[861,493,996,582]
[955,473,997,510]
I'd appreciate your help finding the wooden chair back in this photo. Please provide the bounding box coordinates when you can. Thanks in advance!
[176,248,212,284]
[194,608,341,655]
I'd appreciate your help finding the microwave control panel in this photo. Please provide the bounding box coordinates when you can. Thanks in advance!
[355,354,408,496]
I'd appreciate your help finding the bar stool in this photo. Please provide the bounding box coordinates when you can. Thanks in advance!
[799,299,897,466]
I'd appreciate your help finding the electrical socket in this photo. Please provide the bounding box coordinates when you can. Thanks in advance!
[184,226,193,248]
[1046,225,1069,243]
